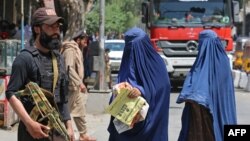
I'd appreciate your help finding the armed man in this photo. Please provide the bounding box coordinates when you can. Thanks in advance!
[5,7,74,141]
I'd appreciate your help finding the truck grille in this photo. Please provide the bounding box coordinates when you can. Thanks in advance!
[158,40,199,57]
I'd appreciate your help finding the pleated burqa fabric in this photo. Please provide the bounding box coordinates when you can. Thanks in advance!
[177,30,237,141]
[108,27,171,141]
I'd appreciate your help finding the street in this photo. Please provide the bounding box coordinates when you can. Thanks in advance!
[0,88,249,141]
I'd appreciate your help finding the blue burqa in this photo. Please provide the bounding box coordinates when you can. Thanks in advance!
[108,27,171,141]
[176,30,237,141]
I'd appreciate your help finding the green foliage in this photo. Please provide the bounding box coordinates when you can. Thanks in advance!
[105,4,127,33]
[85,5,100,34]
[85,0,143,36]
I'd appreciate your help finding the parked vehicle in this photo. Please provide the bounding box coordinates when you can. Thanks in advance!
[242,40,250,74]
[104,39,125,73]
[233,37,250,70]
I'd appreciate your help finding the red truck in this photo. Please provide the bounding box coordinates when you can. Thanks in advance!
[141,0,239,88]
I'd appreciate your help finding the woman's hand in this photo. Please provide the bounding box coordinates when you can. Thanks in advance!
[128,87,141,98]
[130,112,142,128]
[118,82,133,90]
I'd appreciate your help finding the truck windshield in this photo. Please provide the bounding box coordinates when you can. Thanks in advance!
[152,0,231,26]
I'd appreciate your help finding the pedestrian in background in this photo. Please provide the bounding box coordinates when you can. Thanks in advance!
[81,33,92,88]
[242,40,250,74]
[5,7,74,141]
[107,27,171,141]
[176,30,237,141]
[104,48,111,89]
[61,30,96,141]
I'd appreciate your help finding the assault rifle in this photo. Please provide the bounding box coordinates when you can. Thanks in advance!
[16,82,69,141]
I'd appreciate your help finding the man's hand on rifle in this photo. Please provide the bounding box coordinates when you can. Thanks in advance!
[67,127,75,141]
[66,120,75,141]
[26,120,50,139]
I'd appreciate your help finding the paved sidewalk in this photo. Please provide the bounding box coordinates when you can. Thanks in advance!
[0,113,110,141]
[0,88,249,141]
[83,114,110,141]
[0,94,183,141]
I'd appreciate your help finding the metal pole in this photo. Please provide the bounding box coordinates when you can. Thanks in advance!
[242,0,246,36]
[98,0,106,90]
[28,0,32,25]
[13,0,16,24]
[21,0,24,49]
[3,0,6,19]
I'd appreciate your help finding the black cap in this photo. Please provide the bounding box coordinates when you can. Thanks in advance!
[72,30,87,40]
[31,7,64,26]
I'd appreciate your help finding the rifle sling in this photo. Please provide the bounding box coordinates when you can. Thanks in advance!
[51,52,62,120]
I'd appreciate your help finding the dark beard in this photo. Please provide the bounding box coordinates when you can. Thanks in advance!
[39,31,61,50]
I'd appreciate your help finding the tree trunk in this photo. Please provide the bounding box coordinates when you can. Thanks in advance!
[55,0,94,40]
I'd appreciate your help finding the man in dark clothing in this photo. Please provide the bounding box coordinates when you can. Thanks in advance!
[5,7,74,141]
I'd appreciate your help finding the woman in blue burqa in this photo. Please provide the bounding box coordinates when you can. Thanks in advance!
[176,30,237,141]
[107,27,171,141]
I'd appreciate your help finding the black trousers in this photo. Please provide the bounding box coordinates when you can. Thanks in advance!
[18,121,50,141]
